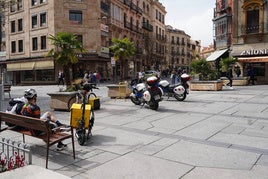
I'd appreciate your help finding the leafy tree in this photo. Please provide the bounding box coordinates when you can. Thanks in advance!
[109,37,135,80]
[220,57,237,72]
[47,32,85,86]
[190,59,217,80]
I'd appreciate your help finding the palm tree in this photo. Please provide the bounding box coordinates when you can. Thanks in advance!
[47,32,85,86]
[109,37,135,80]
[190,59,216,80]
[220,57,237,73]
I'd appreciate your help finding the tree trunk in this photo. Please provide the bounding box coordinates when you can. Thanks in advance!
[63,64,71,87]
[120,60,123,81]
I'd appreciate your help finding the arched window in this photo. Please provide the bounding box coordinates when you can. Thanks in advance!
[246,6,259,34]
[242,0,264,34]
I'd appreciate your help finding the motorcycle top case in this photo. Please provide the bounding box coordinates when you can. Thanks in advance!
[147,76,158,86]
[70,103,91,128]
[181,73,190,82]
[88,97,100,110]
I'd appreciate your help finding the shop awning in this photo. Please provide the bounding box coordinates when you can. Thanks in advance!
[35,60,54,70]
[206,49,228,62]
[6,60,54,71]
[237,56,268,62]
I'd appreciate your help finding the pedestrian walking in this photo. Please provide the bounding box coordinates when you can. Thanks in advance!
[58,70,65,86]
[226,67,233,89]
[248,66,255,85]
[96,71,101,86]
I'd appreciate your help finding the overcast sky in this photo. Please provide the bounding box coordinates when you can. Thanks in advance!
[160,0,215,47]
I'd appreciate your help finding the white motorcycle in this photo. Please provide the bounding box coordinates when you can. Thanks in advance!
[130,76,163,110]
[158,73,190,101]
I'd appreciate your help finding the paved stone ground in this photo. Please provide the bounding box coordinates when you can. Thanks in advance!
[1,83,268,179]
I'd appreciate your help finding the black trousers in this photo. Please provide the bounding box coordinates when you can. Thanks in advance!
[58,78,64,85]
[226,77,233,87]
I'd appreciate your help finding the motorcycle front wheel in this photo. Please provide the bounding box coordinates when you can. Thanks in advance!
[130,96,142,105]
[174,92,187,101]
[149,101,159,110]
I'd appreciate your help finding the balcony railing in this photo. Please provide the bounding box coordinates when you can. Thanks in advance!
[241,24,263,34]
[124,21,142,33]
[120,0,142,14]
[156,34,166,42]
[124,21,131,29]
[142,22,153,31]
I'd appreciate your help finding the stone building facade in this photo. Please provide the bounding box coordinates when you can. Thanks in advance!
[165,25,201,72]
[231,0,268,83]
[1,0,202,84]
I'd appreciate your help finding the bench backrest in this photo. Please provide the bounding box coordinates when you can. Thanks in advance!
[0,111,50,133]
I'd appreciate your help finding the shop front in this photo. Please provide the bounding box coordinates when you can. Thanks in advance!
[231,44,268,84]
[5,58,56,85]
[72,53,112,82]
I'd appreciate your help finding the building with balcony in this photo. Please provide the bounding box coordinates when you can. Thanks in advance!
[231,0,268,84]
[165,26,190,70]
[207,0,233,64]
[105,0,143,79]
[2,0,112,85]
[165,25,201,72]
[1,0,203,84]
[150,0,166,71]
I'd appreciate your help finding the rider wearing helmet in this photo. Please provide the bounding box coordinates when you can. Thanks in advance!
[21,88,68,150]
[22,89,40,118]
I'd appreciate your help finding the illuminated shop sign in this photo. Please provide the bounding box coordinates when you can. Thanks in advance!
[240,49,268,56]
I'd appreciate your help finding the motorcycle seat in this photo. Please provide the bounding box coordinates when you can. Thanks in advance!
[169,84,178,88]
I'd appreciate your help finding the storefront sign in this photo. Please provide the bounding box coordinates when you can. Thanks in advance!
[240,48,268,56]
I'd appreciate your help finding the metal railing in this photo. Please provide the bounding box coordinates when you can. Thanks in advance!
[0,137,32,173]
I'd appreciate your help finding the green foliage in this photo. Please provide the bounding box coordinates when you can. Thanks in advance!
[47,32,85,86]
[190,59,217,80]
[220,57,237,72]
[109,37,135,61]
[109,37,136,80]
[47,32,85,66]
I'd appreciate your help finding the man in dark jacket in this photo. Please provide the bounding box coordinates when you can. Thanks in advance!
[226,67,233,89]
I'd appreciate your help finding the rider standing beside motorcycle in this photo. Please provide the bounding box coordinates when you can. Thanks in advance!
[177,67,183,83]
[170,69,177,85]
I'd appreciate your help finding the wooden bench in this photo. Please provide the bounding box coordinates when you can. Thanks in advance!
[4,84,11,99]
[0,111,75,169]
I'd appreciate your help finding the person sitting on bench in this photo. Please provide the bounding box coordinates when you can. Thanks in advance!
[21,88,69,151]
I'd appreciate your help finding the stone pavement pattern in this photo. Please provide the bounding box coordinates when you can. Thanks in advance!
[1,84,268,178]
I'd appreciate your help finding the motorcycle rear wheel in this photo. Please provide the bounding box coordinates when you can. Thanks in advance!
[174,92,186,101]
[130,96,142,105]
[149,101,159,110]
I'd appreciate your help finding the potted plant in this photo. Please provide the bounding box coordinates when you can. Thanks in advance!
[189,59,222,91]
[46,32,85,110]
[107,37,135,98]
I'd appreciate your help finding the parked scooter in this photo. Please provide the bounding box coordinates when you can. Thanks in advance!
[130,76,163,110]
[158,73,190,101]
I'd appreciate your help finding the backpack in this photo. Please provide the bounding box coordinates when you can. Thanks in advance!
[5,97,26,127]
